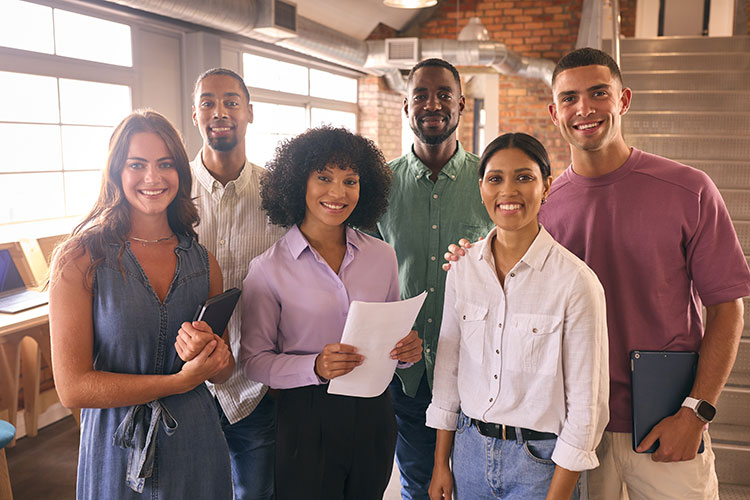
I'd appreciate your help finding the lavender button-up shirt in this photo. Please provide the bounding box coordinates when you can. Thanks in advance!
[240,225,401,390]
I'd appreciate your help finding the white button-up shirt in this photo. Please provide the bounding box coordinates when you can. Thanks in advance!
[191,154,287,424]
[426,226,609,471]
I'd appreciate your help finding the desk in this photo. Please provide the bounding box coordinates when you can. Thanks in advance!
[0,305,55,445]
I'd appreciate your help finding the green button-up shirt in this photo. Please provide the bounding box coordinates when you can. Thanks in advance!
[376,142,494,397]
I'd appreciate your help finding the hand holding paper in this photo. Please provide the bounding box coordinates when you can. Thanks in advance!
[328,291,427,398]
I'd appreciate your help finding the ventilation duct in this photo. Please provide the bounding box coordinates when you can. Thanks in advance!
[100,0,555,88]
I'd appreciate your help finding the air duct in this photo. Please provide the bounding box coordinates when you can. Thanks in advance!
[100,0,555,89]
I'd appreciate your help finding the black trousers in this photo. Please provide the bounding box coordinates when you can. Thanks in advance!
[275,384,397,500]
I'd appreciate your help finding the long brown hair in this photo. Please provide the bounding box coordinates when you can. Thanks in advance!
[52,109,199,284]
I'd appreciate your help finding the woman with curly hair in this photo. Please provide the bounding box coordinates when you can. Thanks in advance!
[240,125,422,500]
[49,110,233,499]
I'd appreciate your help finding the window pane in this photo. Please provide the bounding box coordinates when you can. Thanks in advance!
[64,171,102,216]
[0,172,64,223]
[0,124,61,173]
[0,0,54,54]
[243,53,308,95]
[54,9,132,66]
[59,79,131,125]
[62,126,113,171]
[310,69,357,103]
[311,108,356,132]
[0,71,59,123]
[247,102,307,167]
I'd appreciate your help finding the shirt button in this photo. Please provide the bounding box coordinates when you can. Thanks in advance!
[431,224,437,230]
[430,287,435,292]
[496,349,500,354]
[498,323,502,328]
[494,374,498,379]
[430,256,436,261]
[427,318,433,323]
[532,327,538,333]
[219,239,226,245]
[338,283,343,289]
[489,397,493,402]
[425,347,431,353]
[433,194,438,199]
[509,272,515,277]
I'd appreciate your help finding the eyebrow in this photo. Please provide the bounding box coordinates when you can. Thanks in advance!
[198,92,242,99]
[411,86,454,93]
[485,167,535,174]
[557,83,611,98]
[127,156,174,162]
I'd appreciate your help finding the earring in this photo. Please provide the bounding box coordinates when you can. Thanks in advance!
[541,198,547,204]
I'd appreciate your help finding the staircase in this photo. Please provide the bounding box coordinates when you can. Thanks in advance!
[619,35,750,499]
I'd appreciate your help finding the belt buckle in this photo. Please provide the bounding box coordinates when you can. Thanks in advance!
[501,424,507,440]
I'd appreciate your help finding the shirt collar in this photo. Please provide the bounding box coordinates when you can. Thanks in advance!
[285,225,361,260]
[477,225,555,272]
[406,141,466,181]
[191,151,254,195]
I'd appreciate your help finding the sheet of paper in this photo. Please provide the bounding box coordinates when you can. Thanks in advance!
[328,291,427,398]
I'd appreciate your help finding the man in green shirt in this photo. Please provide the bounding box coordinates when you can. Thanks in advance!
[377,58,493,499]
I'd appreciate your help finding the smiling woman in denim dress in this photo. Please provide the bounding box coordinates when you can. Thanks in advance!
[426,133,609,500]
[49,110,233,499]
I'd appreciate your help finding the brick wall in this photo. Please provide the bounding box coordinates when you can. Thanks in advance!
[620,0,637,37]
[358,75,404,162]
[419,0,585,177]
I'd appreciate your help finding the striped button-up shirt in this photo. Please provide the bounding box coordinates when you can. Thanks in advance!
[190,153,287,424]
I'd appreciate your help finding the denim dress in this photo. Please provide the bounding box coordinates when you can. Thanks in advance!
[76,236,232,499]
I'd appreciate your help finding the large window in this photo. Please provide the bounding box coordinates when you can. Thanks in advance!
[0,1,133,228]
[242,52,358,167]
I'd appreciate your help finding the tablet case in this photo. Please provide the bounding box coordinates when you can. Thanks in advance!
[193,287,242,335]
[630,350,704,454]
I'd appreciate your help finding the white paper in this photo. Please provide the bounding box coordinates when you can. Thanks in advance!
[327,291,427,398]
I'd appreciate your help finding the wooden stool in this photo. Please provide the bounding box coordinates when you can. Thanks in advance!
[0,419,15,500]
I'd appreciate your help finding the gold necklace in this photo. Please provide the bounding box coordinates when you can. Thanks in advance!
[129,234,175,246]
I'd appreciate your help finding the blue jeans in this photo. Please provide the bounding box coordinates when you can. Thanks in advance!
[216,393,276,500]
[389,373,436,500]
[453,412,581,500]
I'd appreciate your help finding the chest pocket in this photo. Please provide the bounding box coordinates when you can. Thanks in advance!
[509,313,563,375]
[457,301,488,363]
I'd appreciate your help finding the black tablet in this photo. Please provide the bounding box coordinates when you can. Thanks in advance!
[630,350,703,454]
[192,287,242,335]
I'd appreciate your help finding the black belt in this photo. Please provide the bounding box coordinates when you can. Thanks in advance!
[470,419,556,441]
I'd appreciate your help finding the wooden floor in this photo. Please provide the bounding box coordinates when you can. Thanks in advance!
[4,415,403,499]
[6,416,79,500]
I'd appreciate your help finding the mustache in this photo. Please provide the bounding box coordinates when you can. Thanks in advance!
[419,112,448,121]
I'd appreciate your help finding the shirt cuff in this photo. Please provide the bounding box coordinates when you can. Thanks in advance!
[425,403,460,430]
[396,361,414,369]
[551,436,600,472]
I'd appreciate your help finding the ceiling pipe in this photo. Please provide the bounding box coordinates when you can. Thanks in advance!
[99,0,555,90]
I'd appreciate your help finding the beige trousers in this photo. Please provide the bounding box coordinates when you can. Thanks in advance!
[587,431,719,500]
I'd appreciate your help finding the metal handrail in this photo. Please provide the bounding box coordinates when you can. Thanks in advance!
[611,0,621,66]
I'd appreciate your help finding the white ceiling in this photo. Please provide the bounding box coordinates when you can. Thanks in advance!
[293,0,425,40]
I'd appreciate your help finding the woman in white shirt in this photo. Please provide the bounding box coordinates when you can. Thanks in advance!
[426,132,609,500]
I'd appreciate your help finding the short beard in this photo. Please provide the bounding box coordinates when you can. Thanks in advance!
[412,120,458,146]
[208,136,238,152]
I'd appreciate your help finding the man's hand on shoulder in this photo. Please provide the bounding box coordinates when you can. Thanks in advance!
[636,407,705,462]
[441,237,480,272]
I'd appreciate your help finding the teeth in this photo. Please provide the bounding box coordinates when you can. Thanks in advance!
[576,122,599,130]
[322,202,345,210]
[211,127,230,132]
[498,203,522,210]
[141,189,164,196]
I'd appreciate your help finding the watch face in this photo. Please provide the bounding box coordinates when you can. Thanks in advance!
[697,400,716,421]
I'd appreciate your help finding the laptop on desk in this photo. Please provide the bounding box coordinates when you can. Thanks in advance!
[0,246,48,314]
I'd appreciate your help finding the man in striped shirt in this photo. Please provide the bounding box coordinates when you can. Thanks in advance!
[191,67,286,500]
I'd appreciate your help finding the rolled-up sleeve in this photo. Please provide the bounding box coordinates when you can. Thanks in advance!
[551,268,609,471]
[426,267,462,430]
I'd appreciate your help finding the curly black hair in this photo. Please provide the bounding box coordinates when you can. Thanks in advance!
[260,126,391,230]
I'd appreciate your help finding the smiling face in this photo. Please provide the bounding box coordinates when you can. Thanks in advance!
[405,65,465,146]
[549,64,631,154]
[120,132,179,221]
[480,147,551,239]
[302,163,360,233]
[192,74,253,153]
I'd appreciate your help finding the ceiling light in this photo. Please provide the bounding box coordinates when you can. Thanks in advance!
[383,0,438,8]
[458,17,490,41]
